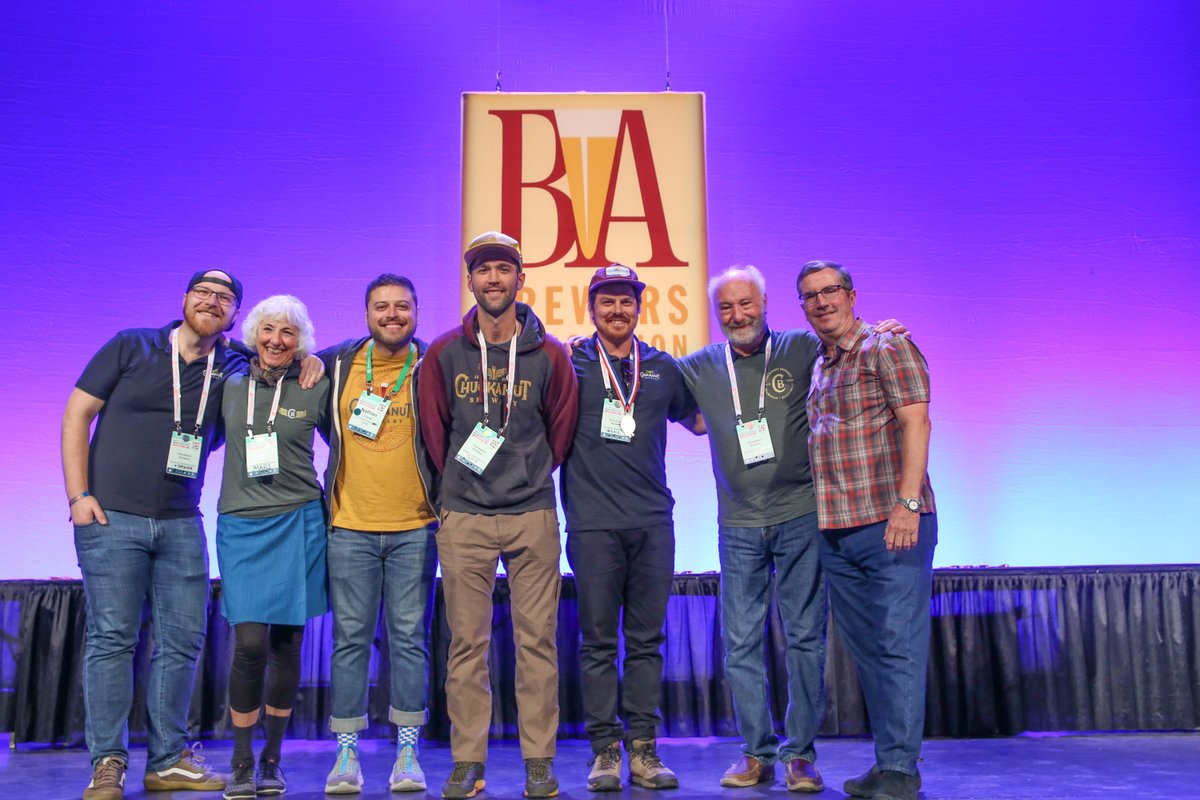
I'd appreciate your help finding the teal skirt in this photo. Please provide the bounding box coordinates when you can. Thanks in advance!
[216,498,328,625]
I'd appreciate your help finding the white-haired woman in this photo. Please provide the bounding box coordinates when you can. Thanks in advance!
[215,294,330,799]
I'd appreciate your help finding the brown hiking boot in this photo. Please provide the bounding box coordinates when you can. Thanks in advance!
[626,739,678,789]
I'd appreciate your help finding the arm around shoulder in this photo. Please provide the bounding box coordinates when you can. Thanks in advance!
[543,339,580,468]
[416,338,452,472]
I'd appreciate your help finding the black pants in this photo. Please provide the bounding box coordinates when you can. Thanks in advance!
[565,522,674,753]
[228,622,305,714]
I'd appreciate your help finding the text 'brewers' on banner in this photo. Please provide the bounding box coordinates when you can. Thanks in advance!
[462,92,709,356]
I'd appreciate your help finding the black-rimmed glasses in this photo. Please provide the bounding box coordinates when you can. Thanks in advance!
[190,286,238,307]
[799,285,848,306]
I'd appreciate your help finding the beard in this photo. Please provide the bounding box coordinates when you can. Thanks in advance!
[721,316,764,349]
[369,319,415,351]
[475,287,516,317]
[184,304,230,338]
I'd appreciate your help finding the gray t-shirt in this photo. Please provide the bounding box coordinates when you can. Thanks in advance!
[678,327,819,527]
[218,370,330,518]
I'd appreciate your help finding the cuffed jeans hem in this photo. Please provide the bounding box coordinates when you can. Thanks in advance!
[877,760,920,776]
[779,747,818,764]
[741,743,780,767]
[389,707,429,727]
[329,715,369,734]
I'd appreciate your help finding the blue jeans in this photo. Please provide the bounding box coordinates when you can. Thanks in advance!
[718,512,826,765]
[327,525,438,731]
[74,511,211,770]
[819,513,937,775]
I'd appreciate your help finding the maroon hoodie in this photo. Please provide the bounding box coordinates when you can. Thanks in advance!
[418,303,578,515]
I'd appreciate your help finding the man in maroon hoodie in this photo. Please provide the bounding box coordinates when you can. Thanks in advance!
[418,232,579,799]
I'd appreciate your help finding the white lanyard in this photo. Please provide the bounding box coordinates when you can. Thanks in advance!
[475,328,518,434]
[246,375,285,435]
[724,335,772,422]
[595,334,640,412]
[170,328,216,435]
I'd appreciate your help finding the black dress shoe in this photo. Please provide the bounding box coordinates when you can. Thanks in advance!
[844,764,920,800]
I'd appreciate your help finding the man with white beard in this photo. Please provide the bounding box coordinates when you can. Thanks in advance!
[676,266,828,794]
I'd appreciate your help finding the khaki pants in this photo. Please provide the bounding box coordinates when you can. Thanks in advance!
[438,508,562,761]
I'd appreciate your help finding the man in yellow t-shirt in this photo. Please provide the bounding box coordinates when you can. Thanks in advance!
[317,274,440,794]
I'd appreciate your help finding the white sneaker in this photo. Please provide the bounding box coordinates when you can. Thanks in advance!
[325,744,364,794]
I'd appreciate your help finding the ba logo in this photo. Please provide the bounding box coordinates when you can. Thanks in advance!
[487,108,686,269]
[462,93,709,356]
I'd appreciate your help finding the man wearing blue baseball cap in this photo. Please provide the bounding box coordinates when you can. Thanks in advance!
[559,264,698,792]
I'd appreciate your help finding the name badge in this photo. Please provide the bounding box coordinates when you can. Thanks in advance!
[455,422,504,475]
[245,432,280,478]
[735,418,775,465]
[166,431,204,478]
[600,398,635,442]
[348,391,390,439]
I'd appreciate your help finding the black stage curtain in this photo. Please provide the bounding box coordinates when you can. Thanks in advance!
[3,567,1198,746]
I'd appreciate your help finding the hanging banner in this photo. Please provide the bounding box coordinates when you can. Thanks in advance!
[461,92,709,356]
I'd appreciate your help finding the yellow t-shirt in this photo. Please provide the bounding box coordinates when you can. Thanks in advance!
[331,347,436,532]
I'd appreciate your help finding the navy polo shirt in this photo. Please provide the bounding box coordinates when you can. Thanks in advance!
[560,337,697,533]
[76,321,248,518]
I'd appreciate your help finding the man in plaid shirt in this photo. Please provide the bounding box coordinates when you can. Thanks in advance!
[800,261,936,800]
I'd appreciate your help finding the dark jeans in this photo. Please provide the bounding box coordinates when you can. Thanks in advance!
[819,513,937,775]
[566,522,675,753]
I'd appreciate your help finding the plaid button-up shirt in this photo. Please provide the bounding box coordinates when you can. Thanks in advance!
[807,320,935,529]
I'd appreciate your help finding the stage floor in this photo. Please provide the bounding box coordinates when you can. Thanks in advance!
[4,733,1197,800]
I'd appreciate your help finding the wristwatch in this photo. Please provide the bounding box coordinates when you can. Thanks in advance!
[897,497,922,513]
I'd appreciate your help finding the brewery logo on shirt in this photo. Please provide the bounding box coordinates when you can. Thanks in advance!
[767,367,794,400]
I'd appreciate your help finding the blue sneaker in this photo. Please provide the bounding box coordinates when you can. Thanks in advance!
[325,744,364,794]
[390,744,427,791]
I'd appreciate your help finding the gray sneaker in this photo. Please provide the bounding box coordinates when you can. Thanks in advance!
[441,762,485,799]
[389,744,427,791]
[325,744,364,794]
[144,744,226,791]
[83,755,127,800]
[256,758,287,796]
[524,757,559,798]
[222,762,255,800]
[627,739,678,789]
[587,745,622,792]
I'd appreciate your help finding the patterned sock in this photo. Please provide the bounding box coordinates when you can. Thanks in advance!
[260,713,290,763]
[336,731,359,751]
[231,722,255,766]
[396,725,420,757]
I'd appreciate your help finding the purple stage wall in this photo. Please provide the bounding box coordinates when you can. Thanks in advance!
[2,1,1198,579]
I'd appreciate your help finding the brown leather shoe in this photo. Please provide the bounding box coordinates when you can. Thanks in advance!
[783,758,824,792]
[719,755,771,788]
